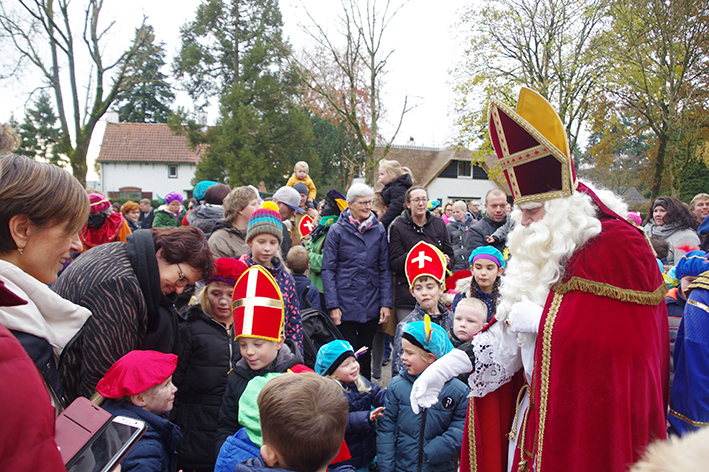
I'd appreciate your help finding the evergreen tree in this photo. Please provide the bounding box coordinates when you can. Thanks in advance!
[14,92,66,167]
[174,0,318,189]
[114,25,175,123]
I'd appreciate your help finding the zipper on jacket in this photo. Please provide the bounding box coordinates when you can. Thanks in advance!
[418,408,427,472]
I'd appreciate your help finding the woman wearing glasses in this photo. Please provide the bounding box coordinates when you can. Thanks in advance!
[53,226,213,402]
[321,183,393,380]
[388,186,454,324]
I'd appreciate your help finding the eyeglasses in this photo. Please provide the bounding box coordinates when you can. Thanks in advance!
[175,263,189,288]
[356,200,373,207]
[410,197,428,204]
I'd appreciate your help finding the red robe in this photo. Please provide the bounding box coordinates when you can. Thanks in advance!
[464,187,669,472]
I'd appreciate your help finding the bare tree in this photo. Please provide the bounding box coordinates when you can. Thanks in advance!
[0,0,151,185]
[293,0,412,185]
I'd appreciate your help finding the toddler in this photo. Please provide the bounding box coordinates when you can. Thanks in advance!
[286,161,317,203]
[95,350,182,472]
[286,246,322,311]
[448,297,486,347]
[316,340,386,472]
[377,319,468,472]
[377,159,412,229]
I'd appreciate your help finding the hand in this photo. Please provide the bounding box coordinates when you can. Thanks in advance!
[379,307,390,324]
[307,197,314,203]
[410,349,472,414]
[506,296,543,334]
[330,308,342,325]
[370,406,385,422]
[307,208,319,219]
[486,235,495,243]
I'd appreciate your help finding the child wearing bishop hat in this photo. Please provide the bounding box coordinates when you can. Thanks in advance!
[94,350,183,472]
[391,242,454,377]
[376,318,468,472]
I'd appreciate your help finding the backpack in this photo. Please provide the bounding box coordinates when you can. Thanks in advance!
[300,297,344,369]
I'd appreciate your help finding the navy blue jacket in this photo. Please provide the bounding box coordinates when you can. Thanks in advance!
[377,371,468,472]
[292,273,322,311]
[102,400,182,472]
[332,377,387,469]
[322,209,393,323]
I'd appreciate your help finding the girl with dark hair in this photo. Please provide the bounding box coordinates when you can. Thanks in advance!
[644,197,700,264]
[450,246,505,322]
[53,226,214,402]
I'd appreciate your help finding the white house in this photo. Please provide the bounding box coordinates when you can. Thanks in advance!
[96,122,205,200]
[374,144,504,206]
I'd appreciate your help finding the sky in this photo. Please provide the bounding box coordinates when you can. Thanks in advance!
[2,0,472,179]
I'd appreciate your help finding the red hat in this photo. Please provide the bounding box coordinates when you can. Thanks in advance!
[488,87,577,204]
[88,193,111,213]
[445,269,472,292]
[207,257,248,286]
[232,265,284,342]
[96,350,177,398]
[299,214,315,237]
[405,241,447,287]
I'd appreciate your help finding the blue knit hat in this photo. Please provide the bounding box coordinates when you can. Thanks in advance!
[402,317,453,360]
[469,246,506,268]
[193,180,217,201]
[675,250,709,281]
[315,340,355,376]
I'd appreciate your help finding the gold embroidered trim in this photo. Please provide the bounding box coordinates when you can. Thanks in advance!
[687,299,709,314]
[467,399,477,472]
[535,292,564,471]
[668,409,709,427]
[553,277,666,305]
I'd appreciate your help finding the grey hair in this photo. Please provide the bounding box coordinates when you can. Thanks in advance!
[346,183,374,203]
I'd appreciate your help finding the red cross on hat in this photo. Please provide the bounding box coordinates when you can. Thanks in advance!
[232,265,285,342]
[299,214,314,237]
[405,241,447,287]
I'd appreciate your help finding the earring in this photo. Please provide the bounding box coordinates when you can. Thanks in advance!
[17,247,24,255]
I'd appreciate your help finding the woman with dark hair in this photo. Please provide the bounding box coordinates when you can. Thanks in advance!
[53,226,214,402]
[644,197,700,264]
[187,183,231,237]
[0,147,91,470]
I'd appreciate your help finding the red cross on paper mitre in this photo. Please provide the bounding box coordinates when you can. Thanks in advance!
[232,265,284,342]
[405,241,446,287]
[299,214,314,237]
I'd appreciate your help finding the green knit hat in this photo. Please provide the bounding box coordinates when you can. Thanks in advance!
[247,201,283,243]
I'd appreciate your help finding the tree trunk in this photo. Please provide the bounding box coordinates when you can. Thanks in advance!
[651,129,668,199]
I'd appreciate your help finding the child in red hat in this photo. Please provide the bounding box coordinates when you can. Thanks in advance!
[95,350,182,472]
[171,257,247,471]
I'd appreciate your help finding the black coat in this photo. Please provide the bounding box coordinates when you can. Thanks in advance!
[446,217,476,272]
[171,304,239,470]
[465,215,506,255]
[380,174,413,229]
[388,210,454,310]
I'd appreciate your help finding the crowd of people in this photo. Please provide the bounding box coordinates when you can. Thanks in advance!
[2,82,709,472]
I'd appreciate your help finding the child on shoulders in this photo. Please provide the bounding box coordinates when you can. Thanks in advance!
[95,350,182,472]
[377,318,468,472]
[316,340,386,472]
[286,161,317,204]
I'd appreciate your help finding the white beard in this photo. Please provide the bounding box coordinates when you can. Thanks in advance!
[496,191,603,327]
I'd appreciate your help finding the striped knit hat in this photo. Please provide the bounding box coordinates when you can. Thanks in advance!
[247,201,283,243]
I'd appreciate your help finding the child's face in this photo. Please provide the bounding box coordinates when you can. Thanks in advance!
[410,277,444,313]
[295,167,308,180]
[140,376,177,415]
[207,281,234,323]
[471,259,503,293]
[239,337,283,371]
[250,234,280,266]
[454,305,485,342]
[331,355,360,383]
[372,205,385,220]
[401,338,435,376]
[378,167,393,186]
[680,275,697,298]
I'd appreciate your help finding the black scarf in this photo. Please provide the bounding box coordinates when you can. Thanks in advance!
[126,229,181,355]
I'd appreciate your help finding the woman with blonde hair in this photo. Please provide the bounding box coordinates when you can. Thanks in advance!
[378,158,413,229]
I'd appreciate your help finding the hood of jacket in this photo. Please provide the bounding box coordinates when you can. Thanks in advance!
[0,260,90,357]
[187,203,224,222]
[233,338,302,380]
[386,173,413,190]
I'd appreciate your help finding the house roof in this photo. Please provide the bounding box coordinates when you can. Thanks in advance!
[97,122,206,164]
[374,145,507,192]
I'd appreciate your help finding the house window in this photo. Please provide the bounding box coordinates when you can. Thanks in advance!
[472,165,488,180]
[458,160,472,178]
[168,165,178,179]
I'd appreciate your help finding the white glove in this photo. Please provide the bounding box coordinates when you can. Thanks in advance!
[410,348,472,414]
[507,295,543,334]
